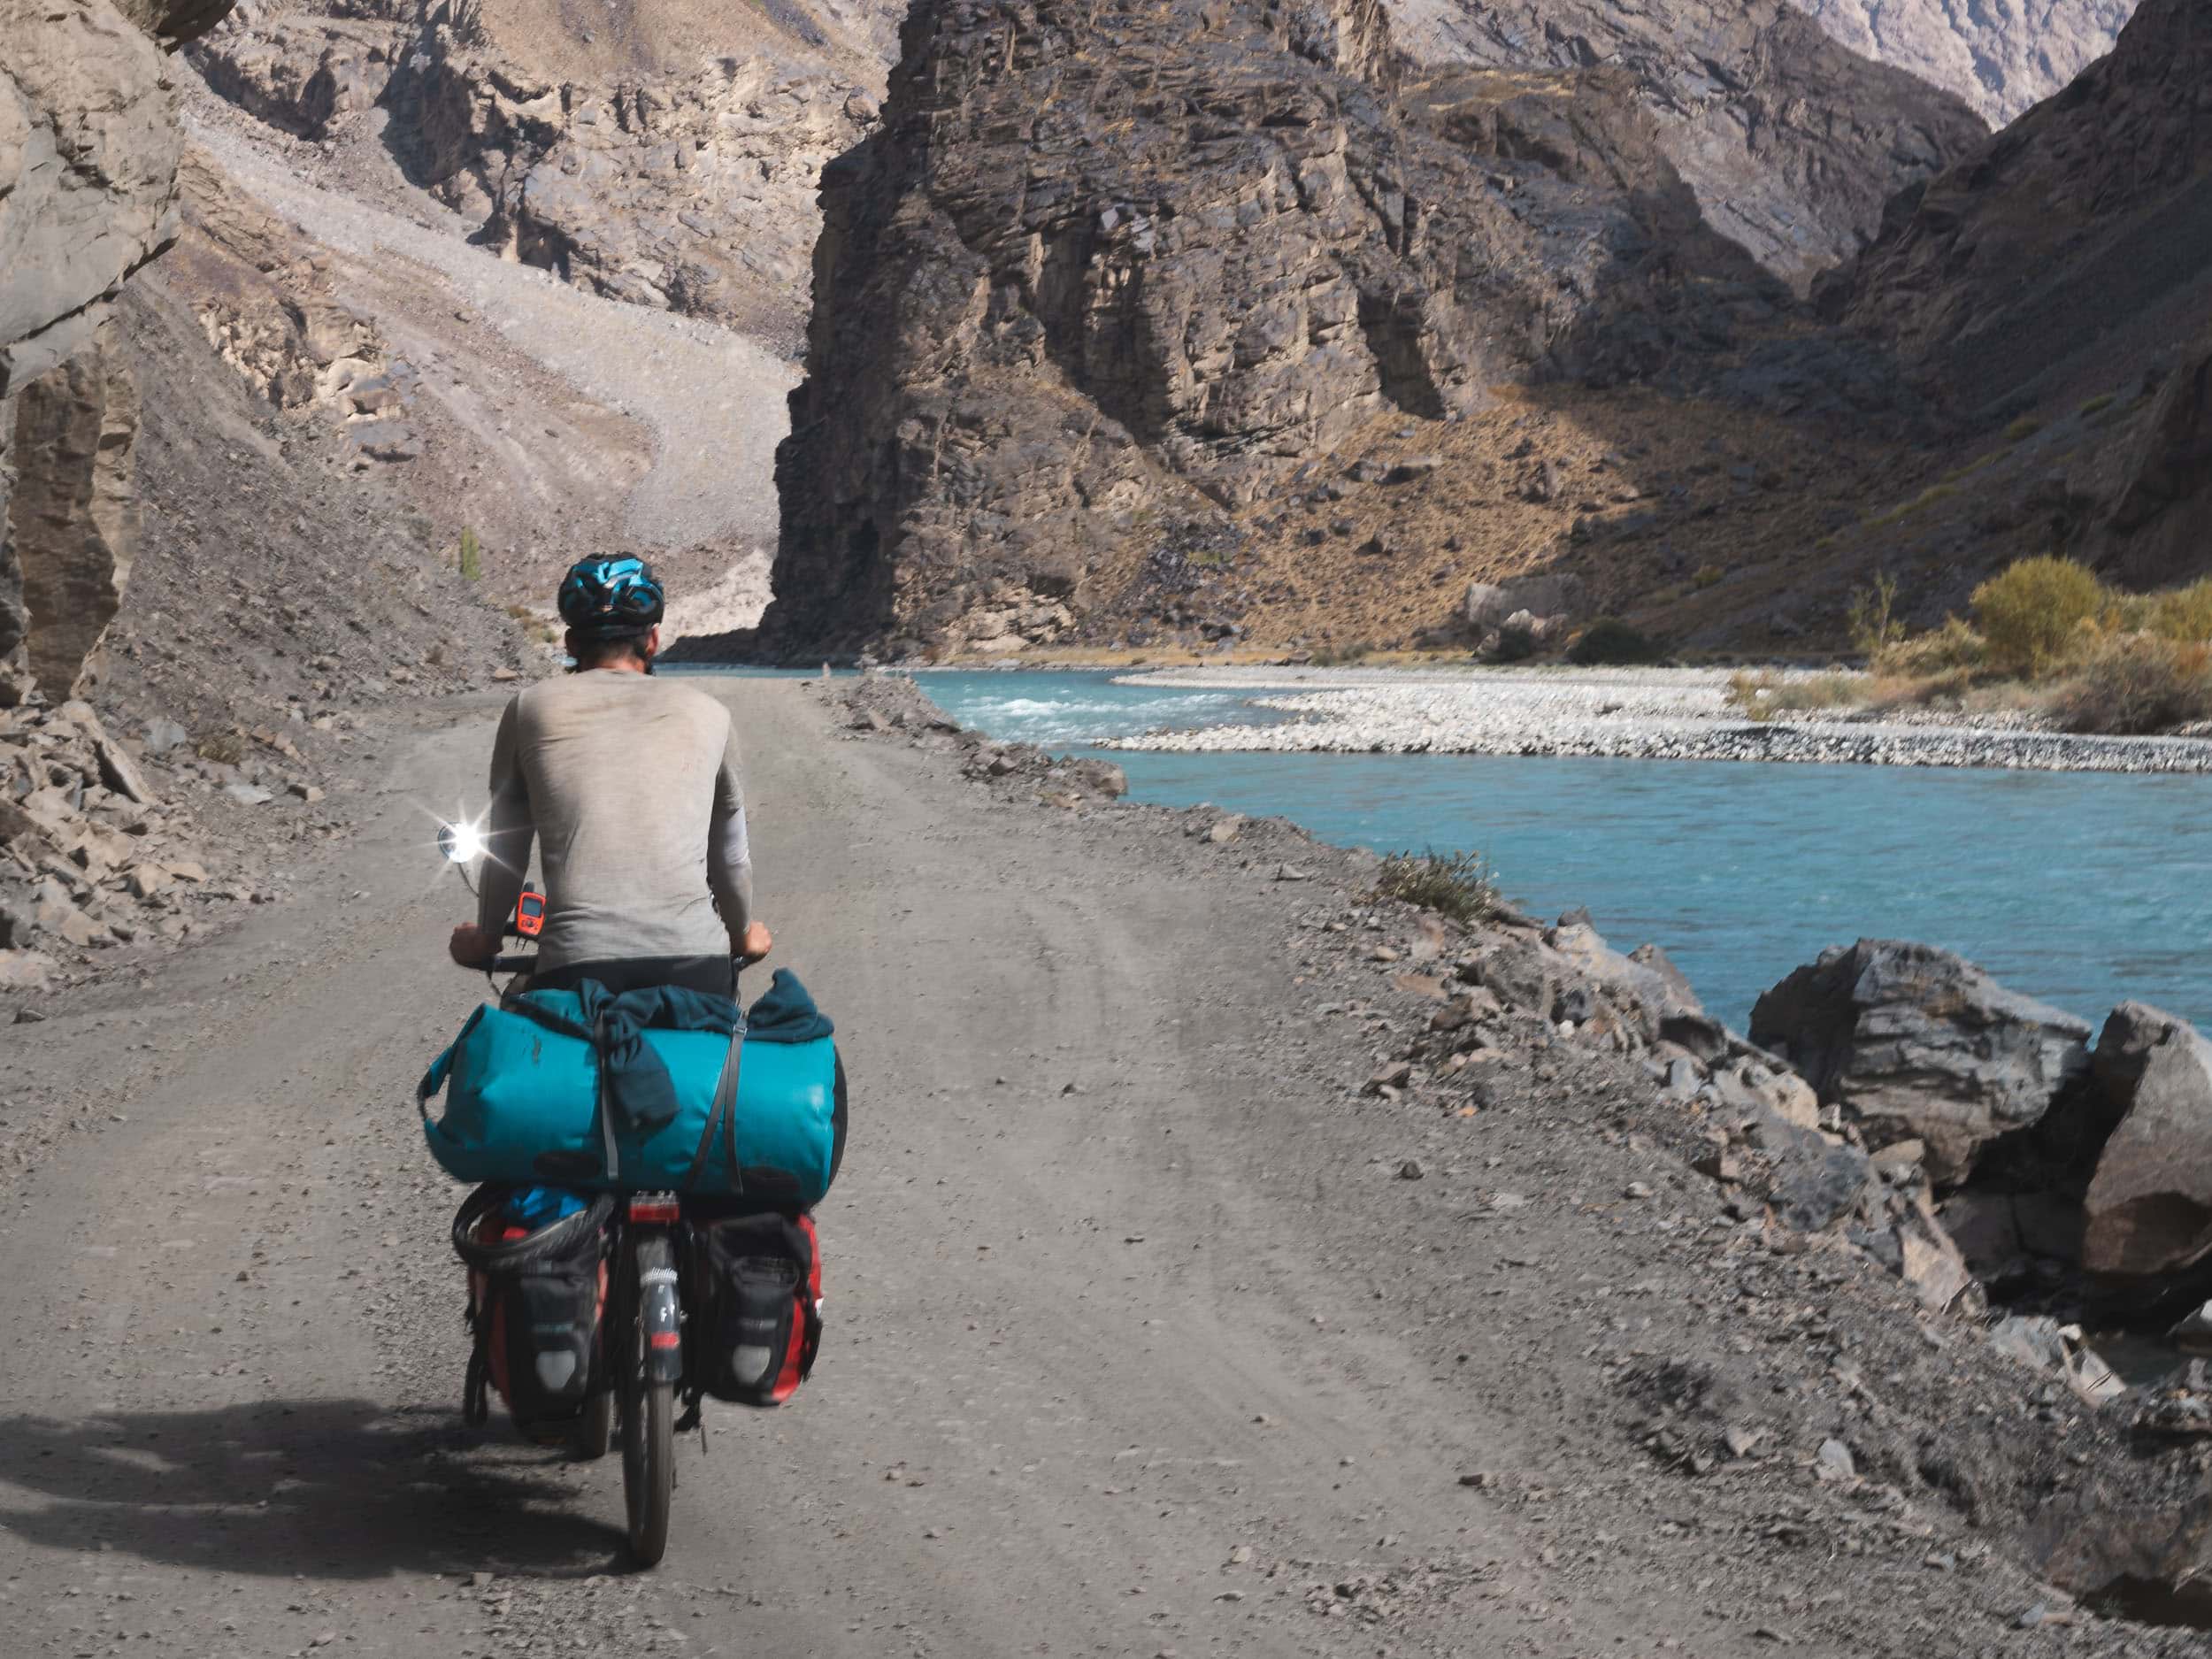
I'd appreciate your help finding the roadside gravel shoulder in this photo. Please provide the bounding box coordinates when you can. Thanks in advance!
[835,669,2212,1651]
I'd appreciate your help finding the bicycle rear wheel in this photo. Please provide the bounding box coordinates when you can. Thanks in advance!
[622,1236,675,1566]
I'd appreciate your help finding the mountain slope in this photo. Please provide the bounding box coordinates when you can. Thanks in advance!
[1791,0,2138,125]
[1832,0,2212,419]
[1382,0,1987,288]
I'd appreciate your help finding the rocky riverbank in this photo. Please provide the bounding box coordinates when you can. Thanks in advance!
[1108,665,2212,772]
[834,669,2212,1637]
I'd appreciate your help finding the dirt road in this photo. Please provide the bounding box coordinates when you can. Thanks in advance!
[0,681,2174,1657]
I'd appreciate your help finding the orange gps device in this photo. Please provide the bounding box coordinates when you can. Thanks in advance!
[514,890,546,939]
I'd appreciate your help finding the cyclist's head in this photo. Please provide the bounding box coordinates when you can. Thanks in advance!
[557,555,665,669]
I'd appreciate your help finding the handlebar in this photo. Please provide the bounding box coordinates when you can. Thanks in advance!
[473,953,757,978]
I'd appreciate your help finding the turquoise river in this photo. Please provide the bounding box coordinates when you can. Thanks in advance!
[705,667,2212,1033]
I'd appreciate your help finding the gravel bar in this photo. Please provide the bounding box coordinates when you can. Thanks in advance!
[1107,666,2212,772]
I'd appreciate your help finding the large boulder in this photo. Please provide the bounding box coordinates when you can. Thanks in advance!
[1748,940,2093,1186]
[1463,572,1587,634]
[2081,1003,2212,1280]
[1544,914,1713,1046]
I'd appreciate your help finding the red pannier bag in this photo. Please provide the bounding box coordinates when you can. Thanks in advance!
[690,1212,822,1407]
[466,1211,608,1436]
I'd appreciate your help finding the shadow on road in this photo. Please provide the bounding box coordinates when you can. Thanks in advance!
[0,1399,625,1577]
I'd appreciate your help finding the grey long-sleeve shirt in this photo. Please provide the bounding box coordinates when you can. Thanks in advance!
[475,671,753,969]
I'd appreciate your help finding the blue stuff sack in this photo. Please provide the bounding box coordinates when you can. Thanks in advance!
[418,969,845,1206]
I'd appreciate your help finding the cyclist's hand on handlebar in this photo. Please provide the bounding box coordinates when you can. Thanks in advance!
[449,923,498,969]
[738,920,772,964]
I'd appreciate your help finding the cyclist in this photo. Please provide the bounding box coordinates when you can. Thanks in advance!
[449,555,771,990]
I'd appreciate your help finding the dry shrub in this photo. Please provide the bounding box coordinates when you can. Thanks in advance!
[2151,577,2212,645]
[2054,634,2212,734]
[1870,666,1976,708]
[1726,671,1865,721]
[196,730,246,766]
[1847,571,1905,656]
[1375,849,1502,923]
[1972,557,2105,675]
[1872,616,1985,678]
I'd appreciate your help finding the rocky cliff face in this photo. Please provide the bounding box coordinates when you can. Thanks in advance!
[1791,0,2137,127]
[1383,0,1987,289]
[757,0,1867,659]
[1832,0,2212,419]
[189,3,880,344]
[1,0,241,705]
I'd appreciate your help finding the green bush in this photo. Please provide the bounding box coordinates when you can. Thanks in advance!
[2003,414,2045,443]
[1568,618,1664,665]
[1692,564,1724,589]
[1971,556,2105,675]
[2078,393,2117,419]
[1375,848,1502,924]
[2055,634,2212,734]
[458,526,484,582]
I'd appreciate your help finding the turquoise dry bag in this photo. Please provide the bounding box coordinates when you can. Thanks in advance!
[418,969,844,1206]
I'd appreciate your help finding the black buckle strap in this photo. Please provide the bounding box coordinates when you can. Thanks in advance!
[678,1026,746,1197]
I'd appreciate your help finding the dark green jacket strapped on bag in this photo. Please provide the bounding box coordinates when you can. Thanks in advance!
[504,980,739,1133]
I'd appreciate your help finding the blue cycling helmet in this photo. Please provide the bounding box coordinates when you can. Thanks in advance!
[557,555,664,638]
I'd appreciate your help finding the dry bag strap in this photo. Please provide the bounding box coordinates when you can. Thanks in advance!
[593,1012,620,1187]
[718,1025,746,1194]
[679,1004,747,1196]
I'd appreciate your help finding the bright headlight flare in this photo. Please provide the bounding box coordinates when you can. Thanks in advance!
[439,819,485,864]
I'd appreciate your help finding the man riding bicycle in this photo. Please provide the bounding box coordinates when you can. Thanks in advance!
[449,555,772,985]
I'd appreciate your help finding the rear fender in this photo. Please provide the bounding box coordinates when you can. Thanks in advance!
[639,1251,683,1385]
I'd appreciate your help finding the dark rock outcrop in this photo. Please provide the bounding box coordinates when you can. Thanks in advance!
[760,0,1812,659]
[1384,0,1986,288]
[1749,939,2094,1185]
[2101,323,2212,589]
[1830,0,2212,418]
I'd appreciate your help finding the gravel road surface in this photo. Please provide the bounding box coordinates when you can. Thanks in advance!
[0,681,2188,1656]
